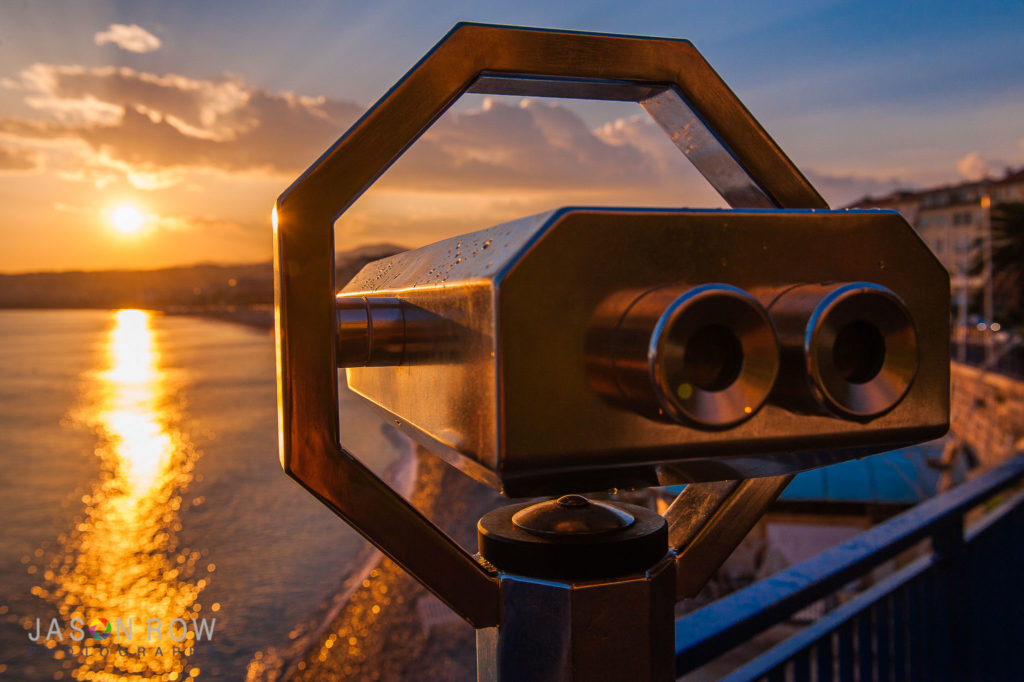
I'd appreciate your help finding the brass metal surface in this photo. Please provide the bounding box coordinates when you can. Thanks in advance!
[336,296,406,366]
[587,283,780,428]
[275,23,830,625]
[665,475,793,599]
[479,499,667,580]
[477,558,677,682]
[767,282,919,419]
[274,22,950,633]
[342,208,949,495]
[511,496,636,537]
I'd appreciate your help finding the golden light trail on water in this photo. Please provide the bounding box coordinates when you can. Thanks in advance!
[32,310,211,680]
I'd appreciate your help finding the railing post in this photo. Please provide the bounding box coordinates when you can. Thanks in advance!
[931,517,969,682]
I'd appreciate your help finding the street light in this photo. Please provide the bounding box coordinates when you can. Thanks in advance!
[981,194,995,365]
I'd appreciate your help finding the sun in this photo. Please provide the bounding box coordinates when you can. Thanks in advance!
[109,203,147,235]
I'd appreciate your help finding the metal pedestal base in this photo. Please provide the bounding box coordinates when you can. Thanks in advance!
[476,497,675,681]
[476,558,676,682]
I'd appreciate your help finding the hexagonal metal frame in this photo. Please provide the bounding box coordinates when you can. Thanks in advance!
[273,22,827,627]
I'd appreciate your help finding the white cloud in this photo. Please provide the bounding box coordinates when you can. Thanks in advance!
[594,114,692,176]
[956,151,1007,182]
[94,24,162,54]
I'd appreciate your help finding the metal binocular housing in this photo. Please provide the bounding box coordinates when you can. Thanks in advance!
[273,24,951,645]
[274,22,950,500]
[337,208,947,496]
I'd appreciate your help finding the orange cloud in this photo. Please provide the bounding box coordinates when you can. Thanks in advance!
[5,62,689,195]
[1,64,364,185]
[379,98,673,192]
[0,60,909,211]
[0,143,39,172]
[2,62,709,200]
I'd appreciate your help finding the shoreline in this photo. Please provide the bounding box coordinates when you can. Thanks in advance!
[285,446,504,681]
[245,437,420,681]
[170,306,275,331]
[175,305,436,681]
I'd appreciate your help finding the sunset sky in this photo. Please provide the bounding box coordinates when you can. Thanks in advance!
[0,1,1021,272]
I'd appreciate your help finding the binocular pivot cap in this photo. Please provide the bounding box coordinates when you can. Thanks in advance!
[479,497,667,580]
[805,283,918,420]
[648,285,780,429]
[511,494,635,537]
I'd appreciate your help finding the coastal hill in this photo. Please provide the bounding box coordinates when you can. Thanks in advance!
[0,243,404,311]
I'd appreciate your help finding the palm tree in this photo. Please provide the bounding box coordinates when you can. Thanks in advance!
[988,202,1024,326]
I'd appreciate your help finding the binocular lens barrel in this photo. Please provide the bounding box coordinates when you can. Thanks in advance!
[336,296,405,367]
[590,284,780,429]
[768,282,918,420]
[590,281,919,426]
[344,282,918,427]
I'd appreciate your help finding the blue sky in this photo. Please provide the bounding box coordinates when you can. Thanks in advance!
[0,0,1021,270]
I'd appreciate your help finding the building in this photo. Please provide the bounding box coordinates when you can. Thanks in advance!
[848,167,1024,310]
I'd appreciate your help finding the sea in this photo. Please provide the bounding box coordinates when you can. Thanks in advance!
[0,309,407,680]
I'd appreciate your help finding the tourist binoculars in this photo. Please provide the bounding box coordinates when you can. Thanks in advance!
[336,208,947,496]
[275,23,948,498]
[274,23,949,674]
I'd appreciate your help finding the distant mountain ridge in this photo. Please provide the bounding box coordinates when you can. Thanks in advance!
[0,243,404,310]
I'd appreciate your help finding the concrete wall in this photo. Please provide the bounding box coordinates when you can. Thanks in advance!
[950,362,1024,468]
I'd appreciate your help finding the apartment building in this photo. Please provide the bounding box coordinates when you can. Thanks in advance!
[849,167,1024,301]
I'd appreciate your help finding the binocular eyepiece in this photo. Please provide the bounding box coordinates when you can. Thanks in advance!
[769,282,918,421]
[587,284,780,429]
[588,281,918,429]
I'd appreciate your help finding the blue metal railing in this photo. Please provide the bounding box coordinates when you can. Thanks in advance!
[674,454,1024,681]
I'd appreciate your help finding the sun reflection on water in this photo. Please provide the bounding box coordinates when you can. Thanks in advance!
[102,310,169,497]
[33,310,210,680]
